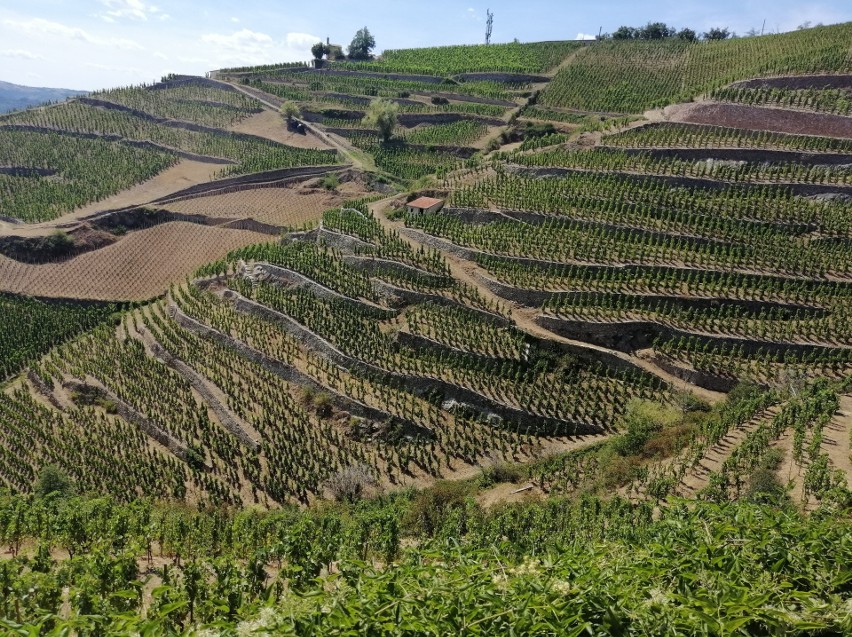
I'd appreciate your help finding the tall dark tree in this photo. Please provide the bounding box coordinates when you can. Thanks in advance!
[311,42,329,60]
[611,26,637,40]
[677,28,698,41]
[703,27,731,40]
[638,22,675,39]
[348,27,376,60]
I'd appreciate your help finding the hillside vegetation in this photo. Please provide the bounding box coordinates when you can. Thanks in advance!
[541,22,852,112]
[0,20,851,636]
[0,78,339,223]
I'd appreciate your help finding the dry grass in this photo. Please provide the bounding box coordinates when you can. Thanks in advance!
[0,222,270,300]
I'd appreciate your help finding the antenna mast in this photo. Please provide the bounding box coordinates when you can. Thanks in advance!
[485,9,494,45]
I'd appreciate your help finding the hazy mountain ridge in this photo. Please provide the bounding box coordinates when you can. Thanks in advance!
[0,80,87,114]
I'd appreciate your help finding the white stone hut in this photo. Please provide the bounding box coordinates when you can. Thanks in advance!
[406,196,444,215]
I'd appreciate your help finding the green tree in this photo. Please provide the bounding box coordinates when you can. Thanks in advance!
[362,98,399,142]
[703,27,731,40]
[280,101,301,122]
[34,464,74,498]
[311,42,329,60]
[676,27,698,41]
[348,27,376,60]
[611,26,636,40]
[637,22,675,39]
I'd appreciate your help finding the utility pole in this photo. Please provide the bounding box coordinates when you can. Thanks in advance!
[485,9,494,45]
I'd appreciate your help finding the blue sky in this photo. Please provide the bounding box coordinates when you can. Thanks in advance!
[1,0,850,90]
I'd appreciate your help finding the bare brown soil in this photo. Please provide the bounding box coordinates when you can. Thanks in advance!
[230,109,333,150]
[668,102,852,139]
[161,181,367,226]
[771,428,812,508]
[476,482,542,507]
[0,221,269,300]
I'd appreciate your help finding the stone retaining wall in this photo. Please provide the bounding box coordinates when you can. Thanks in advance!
[63,378,192,462]
[534,314,842,357]
[169,303,431,439]
[224,288,596,435]
[144,335,260,450]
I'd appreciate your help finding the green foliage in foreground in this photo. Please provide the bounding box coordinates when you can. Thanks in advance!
[0,490,849,635]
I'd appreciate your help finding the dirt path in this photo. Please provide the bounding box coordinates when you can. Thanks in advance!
[369,199,724,405]
[223,81,368,172]
[772,427,812,507]
[230,109,332,150]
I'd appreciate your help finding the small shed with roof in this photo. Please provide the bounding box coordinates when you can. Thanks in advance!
[406,196,444,215]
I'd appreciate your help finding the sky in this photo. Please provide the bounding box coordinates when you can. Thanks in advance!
[0,0,850,91]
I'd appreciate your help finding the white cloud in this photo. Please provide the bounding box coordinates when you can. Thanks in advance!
[231,17,240,23]
[84,62,146,78]
[177,55,213,65]
[575,32,597,40]
[199,29,320,68]
[0,49,45,60]
[98,0,160,22]
[201,28,274,51]
[286,32,320,48]
[2,17,143,50]
[152,51,168,60]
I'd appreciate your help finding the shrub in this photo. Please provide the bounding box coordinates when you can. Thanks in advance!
[746,468,787,504]
[325,464,378,502]
[404,480,472,536]
[480,455,525,486]
[34,464,74,498]
[42,230,74,256]
[320,174,340,191]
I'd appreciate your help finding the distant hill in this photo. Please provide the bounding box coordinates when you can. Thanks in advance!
[0,80,87,114]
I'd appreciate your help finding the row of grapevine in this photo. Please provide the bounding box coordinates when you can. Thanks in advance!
[511,147,852,186]
[340,41,584,75]
[0,128,177,223]
[1,488,848,634]
[710,85,852,116]
[92,82,262,128]
[0,295,120,382]
[541,22,852,113]
[604,121,852,154]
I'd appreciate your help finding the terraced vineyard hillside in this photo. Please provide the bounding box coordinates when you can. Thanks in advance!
[0,21,850,501]
[1,23,852,635]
